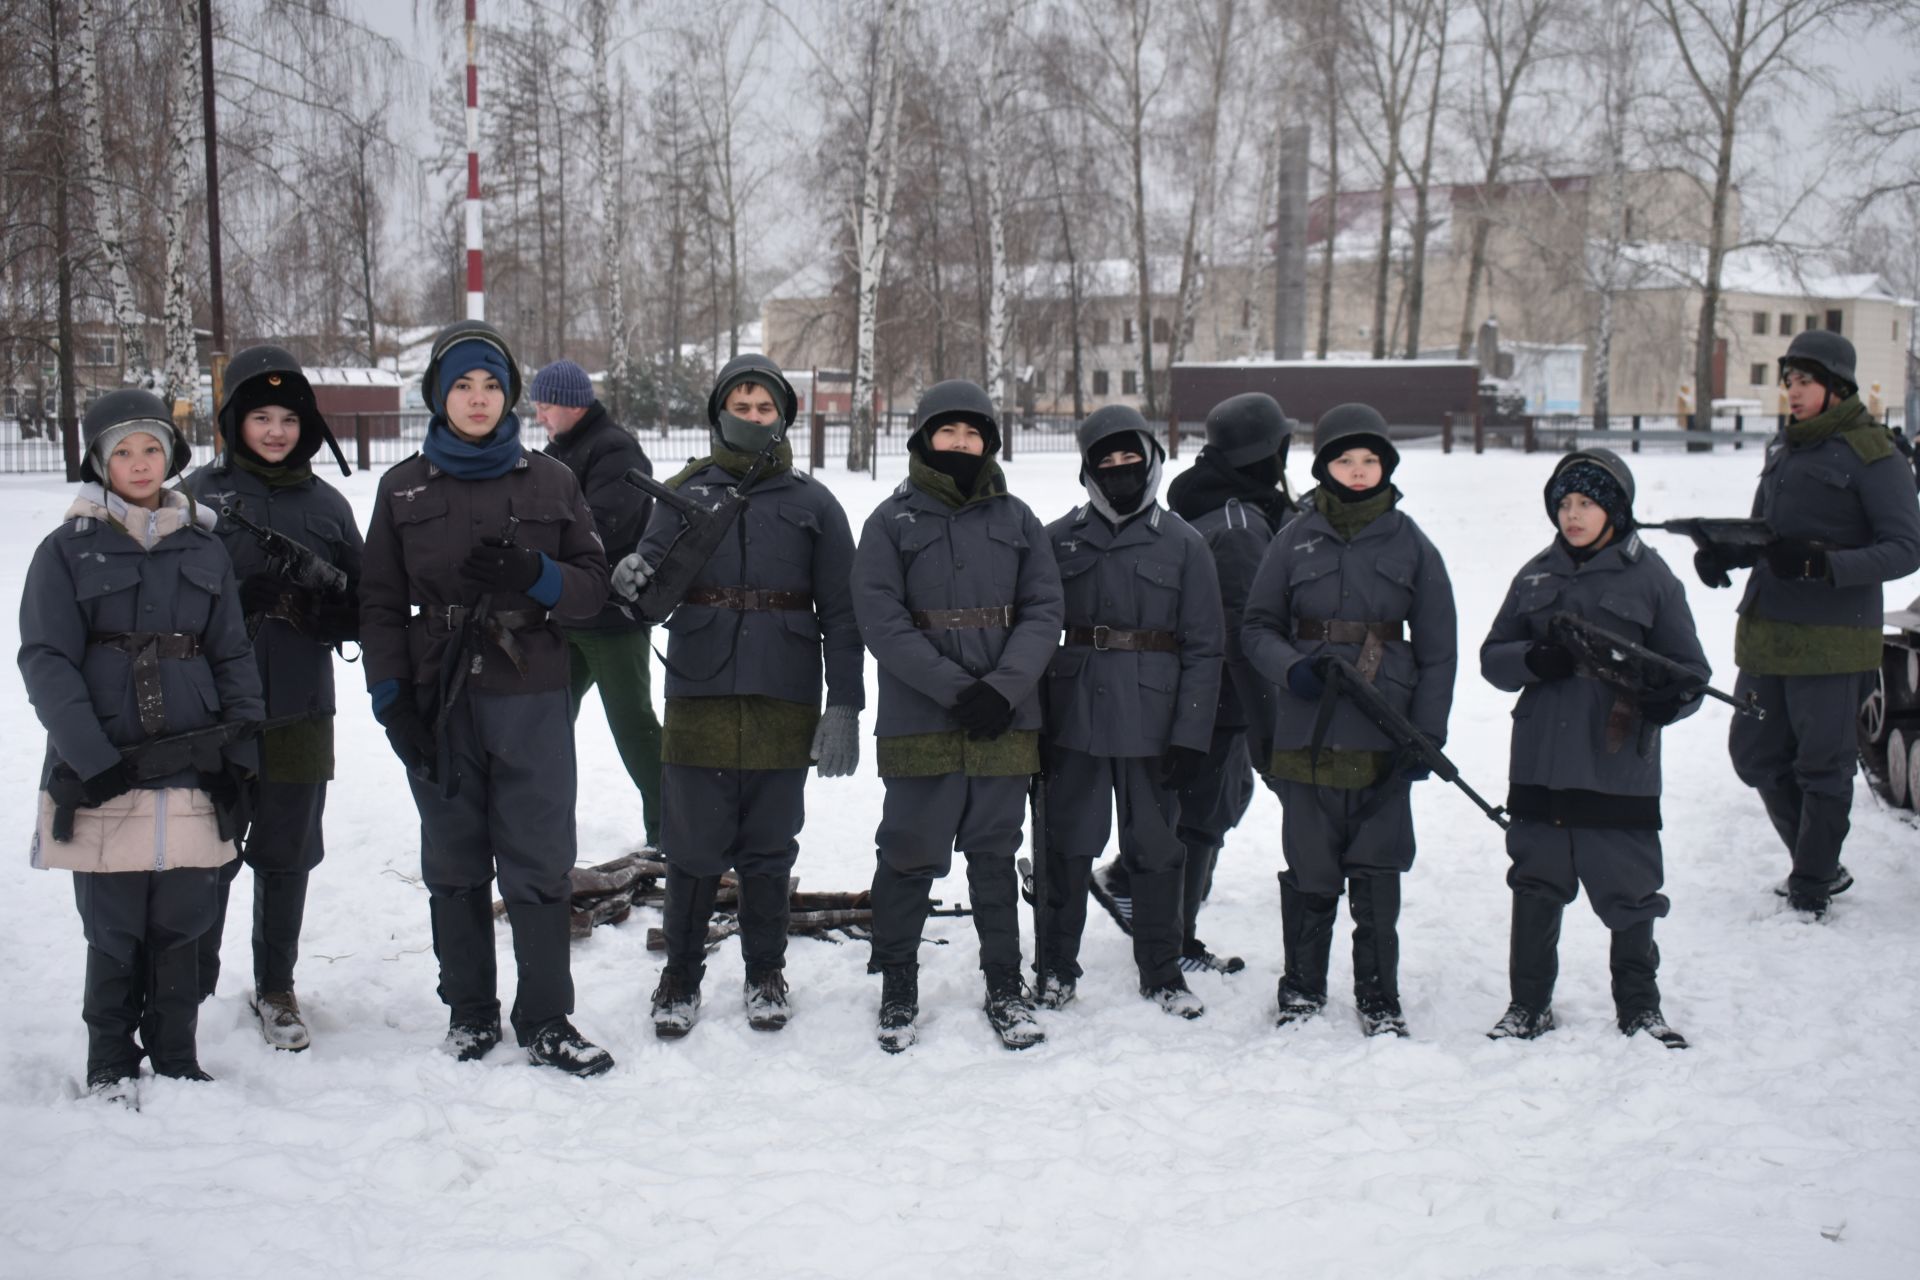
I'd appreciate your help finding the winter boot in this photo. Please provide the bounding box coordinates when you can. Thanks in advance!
[82,946,143,1093]
[1489,891,1562,1040]
[650,968,702,1040]
[196,859,242,1002]
[143,943,211,1082]
[1142,975,1207,1020]
[1089,859,1135,934]
[525,1019,615,1078]
[505,901,576,1048]
[249,990,311,1052]
[737,872,793,986]
[876,963,919,1054]
[251,870,309,999]
[1179,941,1247,975]
[1034,969,1077,1011]
[660,866,724,974]
[982,965,1045,1049]
[1349,874,1407,1038]
[1785,791,1852,919]
[743,968,792,1032]
[428,886,501,1042]
[1611,921,1686,1048]
[1128,868,1189,997]
[1772,863,1853,899]
[1275,880,1338,1028]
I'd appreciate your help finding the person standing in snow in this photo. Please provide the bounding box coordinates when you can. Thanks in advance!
[20,390,265,1097]
[614,354,862,1040]
[1697,331,1920,919]
[1038,405,1225,1020]
[180,347,361,1053]
[532,358,665,851]
[851,379,1063,1052]
[360,320,617,1077]
[1480,451,1704,1048]
[1241,404,1457,1038]
[1091,392,1296,975]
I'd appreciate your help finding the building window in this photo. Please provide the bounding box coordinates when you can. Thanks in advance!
[1152,316,1171,344]
[1827,309,1844,334]
[1752,312,1768,336]
[1778,313,1794,336]
[1751,363,1769,387]
[1806,314,1818,332]
[1091,318,1110,346]
[1092,369,1109,396]
[80,334,117,367]
[1122,369,1138,395]
[1123,317,1135,344]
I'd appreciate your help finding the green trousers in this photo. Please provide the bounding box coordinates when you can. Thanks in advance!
[566,627,664,847]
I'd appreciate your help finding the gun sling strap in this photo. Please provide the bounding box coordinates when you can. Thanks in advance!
[683,586,814,612]
[415,605,547,678]
[1295,617,1405,681]
[89,631,203,735]
[912,604,1015,630]
[1063,625,1181,653]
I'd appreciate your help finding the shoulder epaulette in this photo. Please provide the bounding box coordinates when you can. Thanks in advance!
[1223,498,1247,529]
[894,478,913,498]
[1621,531,1644,562]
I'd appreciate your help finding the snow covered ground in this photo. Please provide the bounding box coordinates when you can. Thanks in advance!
[2,443,1917,1279]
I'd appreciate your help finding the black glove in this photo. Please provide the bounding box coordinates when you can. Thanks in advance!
[199,762,258,841]
[1765,539,1830,581]
[239,574,283,616]
[1637,691,1695,726]
[1523,640,1577,682]
[951,679,1015,740]
[1693,547,1732,589]
[1287,658,1326,701]
[375,684,437,778]
[460,542,545,593]
[309,597,360,646]
[1156,744,1210,788]
[46,758,133,810]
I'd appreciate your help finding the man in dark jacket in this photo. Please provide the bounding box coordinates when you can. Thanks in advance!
[1094,393,1296,974]
[1699,331,1920,918]
[617,353,862,1039]
[1041,406,1225,1019]
[534,359,663,849]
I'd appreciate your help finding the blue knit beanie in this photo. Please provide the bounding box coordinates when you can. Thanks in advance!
[530,359,595,408]
[436,338,514,408]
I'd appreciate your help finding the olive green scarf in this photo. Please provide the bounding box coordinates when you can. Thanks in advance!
[1314,485,1397,540]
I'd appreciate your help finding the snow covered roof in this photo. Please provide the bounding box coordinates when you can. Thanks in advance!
[1013,257,1187,300]
[1616,244,1905,303]
[306,366,403,388]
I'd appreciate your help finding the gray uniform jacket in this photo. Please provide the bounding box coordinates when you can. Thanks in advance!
[1481,534,1708,797]
[853,480,1063,736]
[1044,504,1224,757]
[181,460,363,722]
[20,509,265,789]
[1739,430,1920,629]
[638,464,862,708]
[1187,498,1276,732]
[1242,501,1457,752]
[544,403,652,632]
[361,451,609,696]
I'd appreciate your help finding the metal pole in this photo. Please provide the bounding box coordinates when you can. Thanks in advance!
[464,0,485,320]
[198,0,228,439]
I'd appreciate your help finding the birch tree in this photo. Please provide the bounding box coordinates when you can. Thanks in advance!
[74,0,149,389]
[158,0,199,408]
[1343,0,1435,359]
[1399,0,1451,357]
[684,0,771,363]
[977,2,1023,423]
[851,0,908,468]
[1165,0,1237,375]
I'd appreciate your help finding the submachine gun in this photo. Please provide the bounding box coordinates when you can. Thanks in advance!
[617,432,786,625]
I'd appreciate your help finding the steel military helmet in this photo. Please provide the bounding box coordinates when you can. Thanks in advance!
[1778,329,1858,395]
[1076,402,1162,462]
[911,379,1001,456]
[707,353,799,428]
[79,388,192,484]
[1310,402,1399,487]
[420,319,522,415]
[1204,392,1292,466]
[1543,447,1636,527]
[218,344,351,475]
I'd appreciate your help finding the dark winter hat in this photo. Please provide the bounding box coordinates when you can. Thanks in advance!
[1779,329,1858,398]
[81,389,191,483]
[530,359,595,408]
[911,379,1002,456]
[1310,403,1399,487]
[436,340,514,410]
[707,353,798,427]
[1545,448,1636,529]
[218,344,350,475]
[1205,392,1292,467]
[421,320,521,415]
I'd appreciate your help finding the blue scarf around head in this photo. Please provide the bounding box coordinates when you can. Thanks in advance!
[423,412,524,479]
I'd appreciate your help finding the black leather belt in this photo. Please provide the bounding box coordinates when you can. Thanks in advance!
[89,631,202,734]
[1063,625,1180,653]
[912,605,1015,629]
[684,586,814,612]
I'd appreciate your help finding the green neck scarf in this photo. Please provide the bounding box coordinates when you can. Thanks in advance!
[1315,484,1396,540]
[908,450,1008,509]
[233,453,313,489]
[667,438,794,489]
[1786,394,1867,448]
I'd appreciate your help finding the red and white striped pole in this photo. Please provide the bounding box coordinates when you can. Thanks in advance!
[464,0,484,320]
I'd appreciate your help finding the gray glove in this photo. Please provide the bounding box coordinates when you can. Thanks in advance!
[810,704,860,778]
[611,552,654,601]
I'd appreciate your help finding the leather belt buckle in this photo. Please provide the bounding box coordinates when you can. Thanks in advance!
[1092,625,1111,651]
